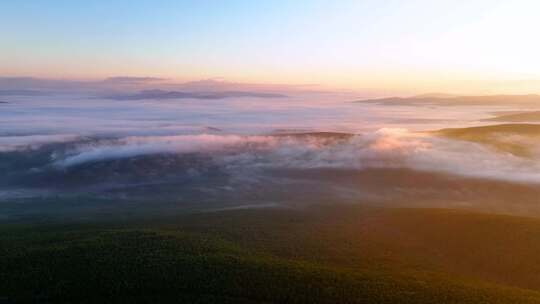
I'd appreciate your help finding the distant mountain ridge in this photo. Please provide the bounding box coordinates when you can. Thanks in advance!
[412,92,459,98]
[355,94,540,106]
[485,111,540,122]
[105,89,287,100]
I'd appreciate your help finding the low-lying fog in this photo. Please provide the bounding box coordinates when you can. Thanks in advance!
[1,79,540,220]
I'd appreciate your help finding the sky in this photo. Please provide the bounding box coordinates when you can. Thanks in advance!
[2,0,540,94]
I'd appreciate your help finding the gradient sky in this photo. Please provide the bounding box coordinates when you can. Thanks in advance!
[2,0,540,94]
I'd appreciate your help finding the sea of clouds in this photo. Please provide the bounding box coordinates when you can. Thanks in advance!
[2,78,540,201]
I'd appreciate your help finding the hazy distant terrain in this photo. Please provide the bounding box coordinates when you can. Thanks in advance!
[485,111,540,122]
[104,89,287,100]
[356,94,540,107]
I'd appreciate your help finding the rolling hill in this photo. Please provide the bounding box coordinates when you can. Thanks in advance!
[3,205,540,303]
[435,124,540,157]
[485,111,540,122]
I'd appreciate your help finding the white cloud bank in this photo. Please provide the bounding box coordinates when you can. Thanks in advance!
[47,129,540,184]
